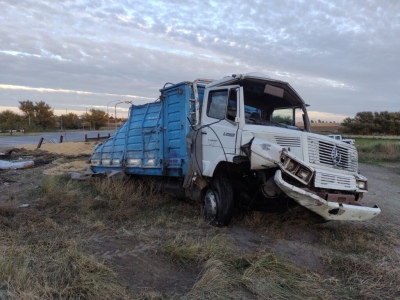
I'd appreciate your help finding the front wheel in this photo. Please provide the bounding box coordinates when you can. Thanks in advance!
[203,177,234,227]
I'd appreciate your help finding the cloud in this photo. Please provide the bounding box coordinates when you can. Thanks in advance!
[0,84,153,100]
[0,0,399,120]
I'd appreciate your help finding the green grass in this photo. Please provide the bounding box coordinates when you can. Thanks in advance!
[355,138,400,163]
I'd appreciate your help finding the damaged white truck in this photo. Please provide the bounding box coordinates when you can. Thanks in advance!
[90,73,380,226]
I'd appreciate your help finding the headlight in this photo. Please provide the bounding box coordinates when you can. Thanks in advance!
[286,160,297,172]
[356,180,367,190]
[280,150,314,185]
[296,168,312,182]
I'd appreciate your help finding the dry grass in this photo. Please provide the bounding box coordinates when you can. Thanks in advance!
[227,210,400,299]
[0,174,175,299]
[1,153,400,299]
[0,239,127,299]
[237,206,324,239]
[164,231,331,299]
[316,223,393,255]
[0,202,129,299]
[241,252,322,300]
[184,258,244,300]
[178,247,333,300]
[324,254,400,299]
[163,233,232,264]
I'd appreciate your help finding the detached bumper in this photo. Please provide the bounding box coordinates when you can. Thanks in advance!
[274,170,381,221]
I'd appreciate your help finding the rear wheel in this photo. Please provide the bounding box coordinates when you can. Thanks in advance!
[203,177,234,227]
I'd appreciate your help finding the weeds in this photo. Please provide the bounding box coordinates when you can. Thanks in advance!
[325,254,400,299]
[185,258,243,300]
[0,237,128,299]
[180,246,332,300]
[316,223,393,257]
[163,234,232,265]
[0,174,151,299]
[164,233,330,299]
[0,208,129,299]
[356,138,400,163]
[0,173,193,298]
[90,177,171,222]
[242,252,314,300]
[1,151,399,299]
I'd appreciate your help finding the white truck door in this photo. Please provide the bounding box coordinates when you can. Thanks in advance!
[201,85,242,176]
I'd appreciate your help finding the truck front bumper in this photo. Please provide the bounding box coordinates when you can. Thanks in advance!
[274,170,381,221]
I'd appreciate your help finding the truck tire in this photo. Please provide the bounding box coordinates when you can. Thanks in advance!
[203,177,234,227]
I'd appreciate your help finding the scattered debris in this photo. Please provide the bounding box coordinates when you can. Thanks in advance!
[70,172,92,181]
[0,160,35,170]
[0,148,15,158]
[105,170,125,178]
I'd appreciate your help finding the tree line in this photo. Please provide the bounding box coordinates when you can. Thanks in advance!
[2,102,399,136]
[0,100,113,132]
[340,111,400,135]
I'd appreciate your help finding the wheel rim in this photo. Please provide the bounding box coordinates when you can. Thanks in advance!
[204,189,217,222]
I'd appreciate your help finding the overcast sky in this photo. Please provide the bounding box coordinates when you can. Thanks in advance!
[0,0,399,121]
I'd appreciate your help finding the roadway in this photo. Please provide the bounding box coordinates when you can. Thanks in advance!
[0,130,115,148]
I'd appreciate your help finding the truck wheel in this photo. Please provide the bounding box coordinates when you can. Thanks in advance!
[203,177,234,227]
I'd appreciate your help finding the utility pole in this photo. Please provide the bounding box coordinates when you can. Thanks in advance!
[107,100,120,130]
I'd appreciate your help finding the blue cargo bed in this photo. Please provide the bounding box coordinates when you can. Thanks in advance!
[90,82,204,177]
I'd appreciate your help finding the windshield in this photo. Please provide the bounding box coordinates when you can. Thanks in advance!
[239,79,309,131]
[243,95,307,131]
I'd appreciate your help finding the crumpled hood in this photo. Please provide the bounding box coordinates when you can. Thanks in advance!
[242,124,305,161]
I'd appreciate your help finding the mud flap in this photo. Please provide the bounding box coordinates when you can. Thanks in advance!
[274,170,381,221]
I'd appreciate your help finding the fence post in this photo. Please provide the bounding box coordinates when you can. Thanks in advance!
[85,134,88,142]
[97,133,100,141]
[37,137,44,149]
[59,135,63,143]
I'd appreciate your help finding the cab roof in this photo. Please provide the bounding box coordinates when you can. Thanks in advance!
[206,73,307,108]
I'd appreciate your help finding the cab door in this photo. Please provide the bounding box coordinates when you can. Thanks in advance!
[201,85,242,176]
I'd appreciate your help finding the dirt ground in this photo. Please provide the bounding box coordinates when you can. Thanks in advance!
[1,142,399,298]
[361,163,400,229]
[20,141,98,156]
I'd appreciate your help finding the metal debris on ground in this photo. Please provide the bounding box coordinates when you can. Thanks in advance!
[0,160,35,170]
[0,148,15,158]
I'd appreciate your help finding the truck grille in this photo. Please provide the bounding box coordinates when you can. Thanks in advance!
[308,137,358,172]
[314,172,356,190]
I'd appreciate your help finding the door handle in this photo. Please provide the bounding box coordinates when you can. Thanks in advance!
[201,131,207,135]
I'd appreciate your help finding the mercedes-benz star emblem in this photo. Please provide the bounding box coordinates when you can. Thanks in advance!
[331,146,341,166]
